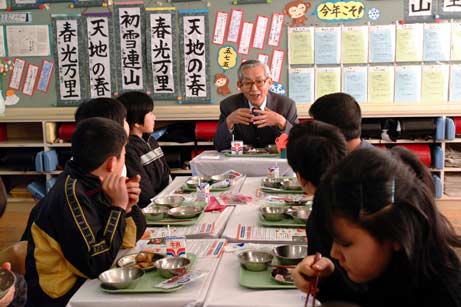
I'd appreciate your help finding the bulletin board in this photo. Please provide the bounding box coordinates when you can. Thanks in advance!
[0,0,460,109]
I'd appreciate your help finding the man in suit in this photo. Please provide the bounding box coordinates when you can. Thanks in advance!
[214,60,299,151]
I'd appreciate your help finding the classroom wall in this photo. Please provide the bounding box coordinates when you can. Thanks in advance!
[0,0,432,108]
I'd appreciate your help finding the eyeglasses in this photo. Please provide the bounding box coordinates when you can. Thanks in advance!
[240,77,269,89]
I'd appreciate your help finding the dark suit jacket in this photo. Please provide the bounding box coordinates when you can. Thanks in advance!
[214,92,299,151]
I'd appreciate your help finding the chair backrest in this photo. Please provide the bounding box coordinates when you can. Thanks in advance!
[0,240,27,276]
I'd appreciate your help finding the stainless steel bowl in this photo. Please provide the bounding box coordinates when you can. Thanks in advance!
[272,245,307,265]
[186,176,212,188]
[281,178,302,191]
[153,196,185,208]
[0,268,15,299]
[261,177,283,188]
[210,174,236,184]
[288,207,311,224]
[98,267,144,290]
[260,206,286,222]
[143,206,169,221]
[155,257,191,278]
[168,206,203,219]
[238,250,273,272]
[117,252,165,271]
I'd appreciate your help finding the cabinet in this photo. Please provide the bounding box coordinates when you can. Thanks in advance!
[0,107,460,202]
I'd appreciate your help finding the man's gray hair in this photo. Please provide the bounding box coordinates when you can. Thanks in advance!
[237,60,272,81]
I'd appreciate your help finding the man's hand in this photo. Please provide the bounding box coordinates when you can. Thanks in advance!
[226,108,253,130]
[252,107,287,130]
[100,174,129,211]
[0,262,15,307]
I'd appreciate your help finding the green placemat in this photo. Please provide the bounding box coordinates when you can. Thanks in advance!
[146,202,206,226]
[100,254,197,293]
[258,214,305,228]
[223,151,280,158]
[239,264,296,289]
[260,186,305,194]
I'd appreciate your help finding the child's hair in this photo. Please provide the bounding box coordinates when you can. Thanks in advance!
[317,147,461,280]
[118,91,154,128]
[287,120,347,187]
[74,98,127,127]
[72,118,127,172]
[309,93,361,141]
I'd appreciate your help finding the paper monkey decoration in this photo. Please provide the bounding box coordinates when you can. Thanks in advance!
[215,73,231,96]
[283,0,311,26]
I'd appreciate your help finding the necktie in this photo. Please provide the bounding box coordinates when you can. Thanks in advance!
[252,106,261,117]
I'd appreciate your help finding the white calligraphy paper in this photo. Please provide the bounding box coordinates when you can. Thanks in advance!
[212,11,228,45]
[86,16,112,98]
[270,49,285,83]
[267,13,284,47]
[451,23,461,61]
[257,53,269,65]
[6,25,50,57]
[22,64,39,96]
[9,58,25,90]
[227,9,243,43]
[252,15,268,49]
[443,0,461,12]
[408,0,433,17]
[238,22,253,55]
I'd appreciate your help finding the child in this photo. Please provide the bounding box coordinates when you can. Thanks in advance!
[292,147,461,306]
[118,91,170,208]
[25,118,145,307]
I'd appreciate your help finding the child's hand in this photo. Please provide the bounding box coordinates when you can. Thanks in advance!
[100,174,129,211]
[0,262,15,307]
[292,253,335,294]
[126,175,141,207]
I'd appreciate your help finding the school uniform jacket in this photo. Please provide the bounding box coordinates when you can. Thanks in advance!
[25,160,146,307]
[125,135,170,208]
[214,92,299,151]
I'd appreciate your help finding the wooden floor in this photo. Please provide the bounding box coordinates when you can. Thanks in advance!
[0,199,461,251]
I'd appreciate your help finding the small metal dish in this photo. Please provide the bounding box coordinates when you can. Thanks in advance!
[186,176,212,188]
[117,252,165,271]
[143,206,169,221]
[238,250,273,272]
[261,177,283,189]
[154,196,185,208]
[287,207,311,224]
[210,174,236,184]
[168,206,203,219]
[155,256,191,278]
[98,267,144,290]
[271,267,294,285]
[281,178,303,191]
[0,268,15,299]
[260,206,286,222]
[272,245,307,266]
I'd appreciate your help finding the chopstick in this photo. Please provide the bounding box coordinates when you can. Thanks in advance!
[304,253,321,307]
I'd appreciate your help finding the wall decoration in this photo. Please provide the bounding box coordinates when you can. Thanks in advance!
[270,49,285,83]
[83,13,114,98]
[8,58,25,90]
[36,59,53,93]
[217,45,237,70]
[6,25,50,57]
[283,0,310,26]
[269,82,285,95]
[214,73,231,96]
[313,1,365,22]
[257,52,269,65]
[237,21,253,55]
[179,9,210,103]
[405,0,434,22]
[226,9,243,43]
[368,7,380,20]
[288,67,313,103]
[368,65,394,103]
[212,11,228,45]
[369,24,395,63]
[267,12,284,46]
[288,26,314,65]
[252,15,268,49]
[394,65,421,102]
[146,8,179,100]
[22,63,39,96]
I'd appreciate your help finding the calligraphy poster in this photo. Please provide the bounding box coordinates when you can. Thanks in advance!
[267,13,284,47]
[9,58,25,90]
[238,22,253,55]
[212,11,228,45]
[22,63,39,96]
[288,27,314,65]
[405,0,434,22]
[114,5,146,94]
[36,60,54,93]
[257,53,269,65]
[179,10,210,103]
[52,16,85,105]
[270,49,285,83]
[0,26,5,57]
[439,0,461,18]
[83,13,114,99]
[146,9,178,100]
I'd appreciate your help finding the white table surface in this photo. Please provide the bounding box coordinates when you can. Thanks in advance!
[144,176,238,240]
[203,246,314,307]
[68,239,225,307]
[190,150,294,177]
[221,177,307,244]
